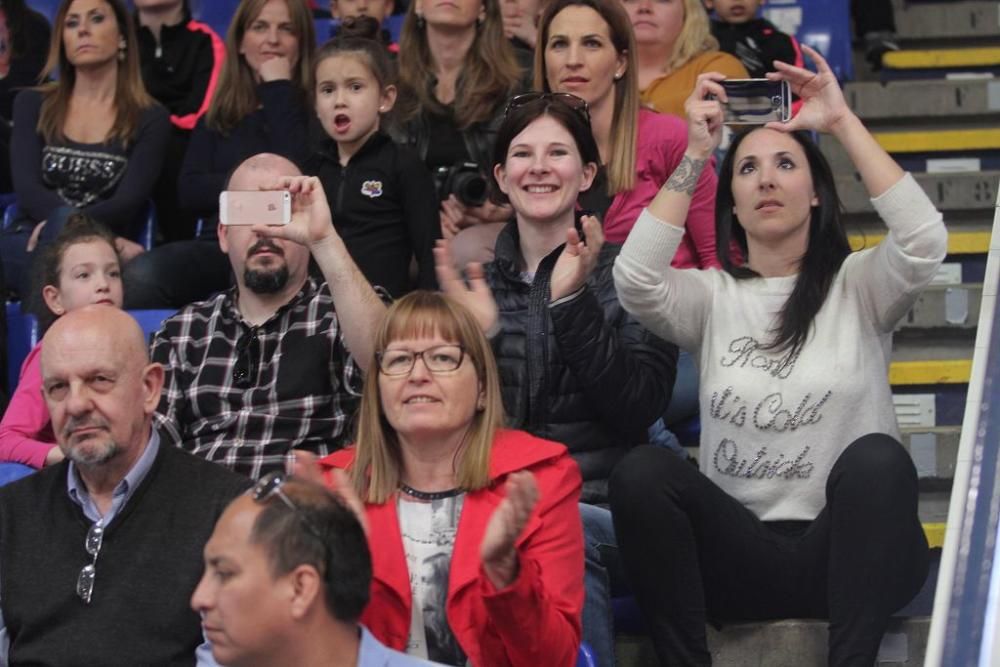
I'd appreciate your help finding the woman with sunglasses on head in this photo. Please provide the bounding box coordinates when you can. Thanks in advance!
[0,0,170,300]
[451,0,725,272]
[437,92,677,667]
[394,0,528,246]
[319,290,585,667]
[610,46,942,666]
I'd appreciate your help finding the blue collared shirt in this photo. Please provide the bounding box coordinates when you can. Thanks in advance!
[358,626,445,667]
[0,433,219,667]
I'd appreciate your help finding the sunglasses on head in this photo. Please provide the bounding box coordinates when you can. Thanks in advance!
[504,92,591,123]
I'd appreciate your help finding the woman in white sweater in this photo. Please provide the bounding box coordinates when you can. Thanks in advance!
[609,45,946,666]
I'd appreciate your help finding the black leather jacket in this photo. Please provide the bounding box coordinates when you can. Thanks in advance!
[484,222,678,503]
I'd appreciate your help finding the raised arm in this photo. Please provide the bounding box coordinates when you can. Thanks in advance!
[765,44,902,198]
[612,75,724,349]
[766,46,947,330]
[252,176,386,372]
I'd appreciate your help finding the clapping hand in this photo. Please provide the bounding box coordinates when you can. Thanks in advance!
[549,215,603,302]
[434,239,499,335]
[291,451,370,537]
[480,471,539,590]
[765,44,852,135]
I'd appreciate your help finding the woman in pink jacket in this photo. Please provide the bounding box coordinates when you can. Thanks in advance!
[319,290,584,667]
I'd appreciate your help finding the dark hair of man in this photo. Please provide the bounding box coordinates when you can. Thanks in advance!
[33,214,121,332]
[249,479,372,623]
[715,127,852,357]
[488,98,599,206]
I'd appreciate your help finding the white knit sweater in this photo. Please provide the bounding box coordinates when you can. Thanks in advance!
[613,174,948,520]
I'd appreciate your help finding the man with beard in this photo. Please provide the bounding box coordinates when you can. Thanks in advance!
[151,153,386,479]
[0,307,248,666]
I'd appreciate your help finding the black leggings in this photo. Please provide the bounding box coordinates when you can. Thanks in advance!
[609,434,929,667]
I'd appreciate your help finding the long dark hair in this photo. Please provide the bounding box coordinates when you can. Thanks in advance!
[715,128,851,357]
[489,97,599,205]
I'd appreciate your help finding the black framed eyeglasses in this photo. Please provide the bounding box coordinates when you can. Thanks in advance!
[375,345,466,376]
[504,92,591,123]
[232,327,259,386]
[250,471,326,544]
[77,519,104,604]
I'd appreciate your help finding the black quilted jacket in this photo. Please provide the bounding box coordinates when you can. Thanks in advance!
[484,222,678,503]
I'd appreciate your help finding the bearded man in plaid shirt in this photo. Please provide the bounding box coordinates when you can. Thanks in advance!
[151,154,387,479]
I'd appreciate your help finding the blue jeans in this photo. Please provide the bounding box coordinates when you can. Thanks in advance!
[581,502,618,667]
[648,349,699,455]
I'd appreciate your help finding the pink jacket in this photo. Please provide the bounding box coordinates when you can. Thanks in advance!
[320,429,584,667]
[0,343,57,468]
[603,108,726,269]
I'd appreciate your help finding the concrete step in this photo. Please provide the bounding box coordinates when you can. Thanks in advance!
[895,1,1000,41]
[843,79,1000,121]
[616,617,931,666]
[906,428,962,480]
[837,171,999,213]
[821,131,1000,176]
[898,284,983,330]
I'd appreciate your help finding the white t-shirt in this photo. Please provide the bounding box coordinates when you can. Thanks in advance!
[613,173,947,520]
[397,494,468,666]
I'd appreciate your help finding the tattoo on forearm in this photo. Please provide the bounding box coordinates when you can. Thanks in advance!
[665,155,708,197]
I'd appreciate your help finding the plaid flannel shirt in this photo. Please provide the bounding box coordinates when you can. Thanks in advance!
[151,277,364,479]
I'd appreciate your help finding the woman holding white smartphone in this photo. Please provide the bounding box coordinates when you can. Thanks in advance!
[609,46,944,666]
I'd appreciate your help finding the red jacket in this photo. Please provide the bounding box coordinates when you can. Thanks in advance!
[319,429,584,667]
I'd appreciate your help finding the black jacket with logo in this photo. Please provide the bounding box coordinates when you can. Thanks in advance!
[305,132,440,298]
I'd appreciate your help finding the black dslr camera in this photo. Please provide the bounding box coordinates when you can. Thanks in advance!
[434,162,488,207]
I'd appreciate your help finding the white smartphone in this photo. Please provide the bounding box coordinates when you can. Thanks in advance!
[218,190,292,226]
[718,79,792,125]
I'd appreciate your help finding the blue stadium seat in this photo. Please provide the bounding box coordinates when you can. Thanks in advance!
[762,0,854,81]
[384,13,405,43]
[190,0,242,39]
[28,0,61,21]
[0,463,34,487]
[316,17,337,44]
[576,642,598,667]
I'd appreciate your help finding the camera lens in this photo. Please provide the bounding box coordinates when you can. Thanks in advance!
[453,172,488,207]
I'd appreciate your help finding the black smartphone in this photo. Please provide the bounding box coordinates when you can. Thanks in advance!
[718,79,792,125]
